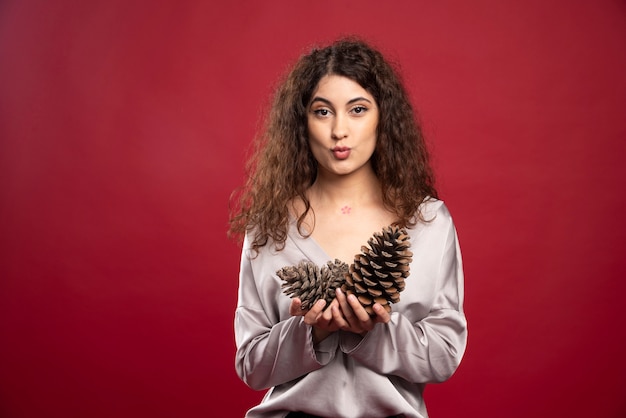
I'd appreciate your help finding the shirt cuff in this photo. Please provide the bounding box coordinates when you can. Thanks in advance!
[338,330,366,353]
[313,329,339,364]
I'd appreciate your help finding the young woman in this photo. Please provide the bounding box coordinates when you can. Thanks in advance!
[229,38,467,418]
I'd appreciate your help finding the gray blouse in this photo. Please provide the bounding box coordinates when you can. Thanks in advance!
[235,199,467,418]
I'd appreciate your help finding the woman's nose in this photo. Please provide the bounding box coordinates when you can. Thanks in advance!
[331,115,348,140]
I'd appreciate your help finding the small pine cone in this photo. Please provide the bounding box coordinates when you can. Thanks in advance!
[342,226,413,315]
[324,259,349,302]
[278,259,349,310]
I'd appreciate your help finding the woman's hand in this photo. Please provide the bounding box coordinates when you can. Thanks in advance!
[332,288,390,335]
[289,298,342,343]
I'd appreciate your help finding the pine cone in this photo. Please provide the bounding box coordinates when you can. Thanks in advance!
[342,226,413,315]
[278,259,348,310]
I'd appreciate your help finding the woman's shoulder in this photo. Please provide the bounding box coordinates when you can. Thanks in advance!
[418,196,448,218]
[411,197,456,235]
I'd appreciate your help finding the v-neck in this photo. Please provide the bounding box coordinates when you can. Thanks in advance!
[286,217,335,265]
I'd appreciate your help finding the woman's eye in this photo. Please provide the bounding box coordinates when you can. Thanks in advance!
[352,106,367,114]
[314,109,330,116]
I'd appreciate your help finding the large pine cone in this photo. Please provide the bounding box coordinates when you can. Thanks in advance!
[278,259,348,310]
[342,226,413,315]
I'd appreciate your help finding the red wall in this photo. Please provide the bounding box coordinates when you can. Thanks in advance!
[1,1,625,417]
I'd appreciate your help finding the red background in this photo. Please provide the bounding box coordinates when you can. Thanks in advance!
[1,1,625,417]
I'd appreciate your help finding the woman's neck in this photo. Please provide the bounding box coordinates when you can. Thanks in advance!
[308,168,382,208]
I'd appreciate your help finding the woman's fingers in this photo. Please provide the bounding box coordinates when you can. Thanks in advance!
[294,293,389,333]
[289,298,304,316]
[335,288,376,332]
[345,292,372,323]
[372,303,391,324]
[334,288,354,325]
[303,299,327,325]
[330,301,348,329]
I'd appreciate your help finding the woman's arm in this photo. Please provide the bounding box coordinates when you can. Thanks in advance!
[338,204,467,383]
[234,239,339,390]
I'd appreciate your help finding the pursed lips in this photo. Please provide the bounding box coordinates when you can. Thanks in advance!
[331,146,351,160]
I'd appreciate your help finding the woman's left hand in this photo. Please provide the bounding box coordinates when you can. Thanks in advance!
[332,288,391,335]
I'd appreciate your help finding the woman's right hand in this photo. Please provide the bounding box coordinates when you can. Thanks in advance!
[289,298,341,343]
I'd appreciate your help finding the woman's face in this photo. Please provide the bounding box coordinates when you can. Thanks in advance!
[307,74,379,179]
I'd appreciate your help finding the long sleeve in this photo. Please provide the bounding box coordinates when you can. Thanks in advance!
[233,200,467,418]
[234,234,339,390]
[339,202,467,383]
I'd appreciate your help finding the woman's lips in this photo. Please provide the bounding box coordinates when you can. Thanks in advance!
[332,146,351,160]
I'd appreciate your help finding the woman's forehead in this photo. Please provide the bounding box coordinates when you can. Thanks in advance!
[310,75,375,104]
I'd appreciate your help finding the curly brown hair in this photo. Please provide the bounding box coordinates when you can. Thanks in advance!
[228,37,438,252]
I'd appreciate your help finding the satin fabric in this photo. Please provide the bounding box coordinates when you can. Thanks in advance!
[235,199,467,418]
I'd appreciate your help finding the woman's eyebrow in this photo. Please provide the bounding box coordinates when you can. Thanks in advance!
[310,97,332,106]
[310,96,373,106]
[347,97,373,105]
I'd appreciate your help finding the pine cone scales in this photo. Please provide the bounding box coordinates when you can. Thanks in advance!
[278,226,411,315]
[278,260,348,310]
[342,226,412,315]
